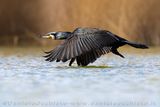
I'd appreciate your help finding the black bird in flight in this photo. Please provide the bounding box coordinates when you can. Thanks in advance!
[42,27,148,66]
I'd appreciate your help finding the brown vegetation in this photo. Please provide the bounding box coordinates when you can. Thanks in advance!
[0,0,159,46]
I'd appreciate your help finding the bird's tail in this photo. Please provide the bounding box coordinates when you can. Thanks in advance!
[124,41,149,49]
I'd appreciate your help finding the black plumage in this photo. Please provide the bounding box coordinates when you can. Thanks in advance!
[43,27,148,66]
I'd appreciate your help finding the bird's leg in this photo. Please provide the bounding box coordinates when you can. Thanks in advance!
[112,49,125,58]
[69,58,75,66]
[76,57,82,66]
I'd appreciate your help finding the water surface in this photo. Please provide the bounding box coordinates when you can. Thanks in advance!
[0,47,160,107]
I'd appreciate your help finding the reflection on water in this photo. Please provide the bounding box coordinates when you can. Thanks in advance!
[0,47,160,107]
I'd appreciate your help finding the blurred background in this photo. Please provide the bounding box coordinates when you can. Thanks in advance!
[0,0,160,46]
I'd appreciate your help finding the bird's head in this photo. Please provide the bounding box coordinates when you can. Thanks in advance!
[42,32,71,40]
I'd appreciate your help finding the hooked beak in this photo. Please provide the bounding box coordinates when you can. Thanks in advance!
[42,34,54,39]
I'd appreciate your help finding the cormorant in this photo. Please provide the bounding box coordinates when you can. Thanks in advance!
[42,27,148,66]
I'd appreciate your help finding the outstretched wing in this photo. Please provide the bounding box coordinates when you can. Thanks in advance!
[76,47,112,66]
[44,28,119,62]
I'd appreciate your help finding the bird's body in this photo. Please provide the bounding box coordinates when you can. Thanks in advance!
[43,27,148,66]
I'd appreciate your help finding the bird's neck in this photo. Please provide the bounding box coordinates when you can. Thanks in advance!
[55,32,71,40]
